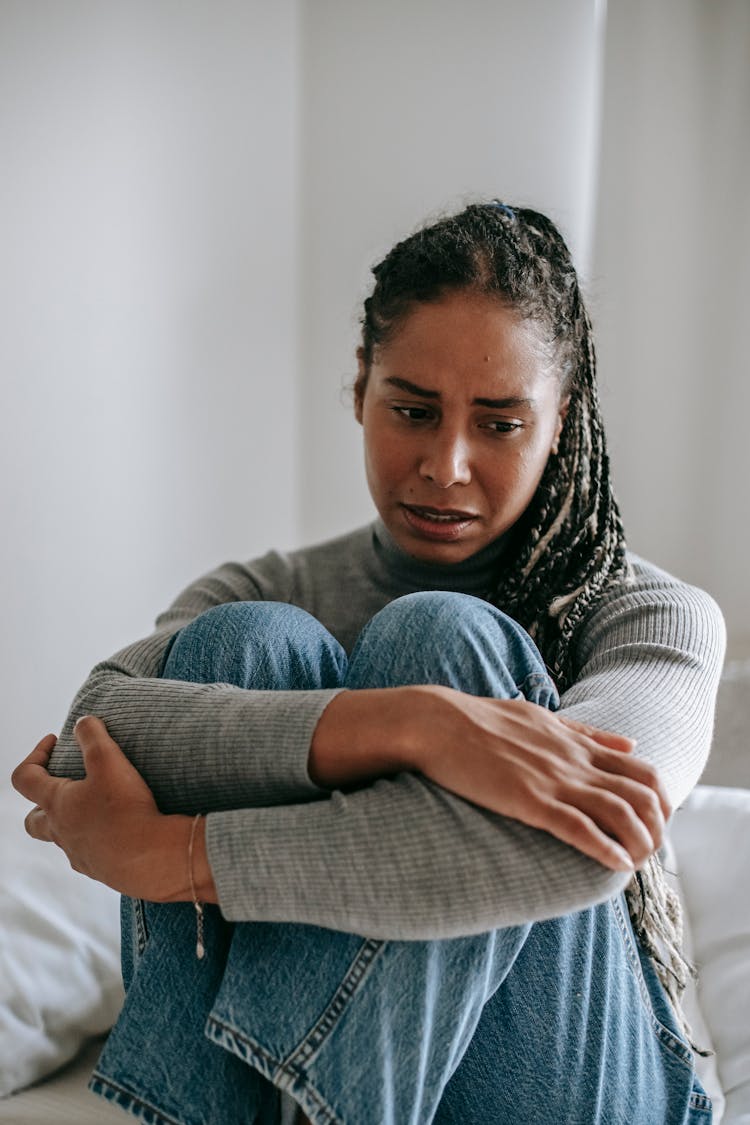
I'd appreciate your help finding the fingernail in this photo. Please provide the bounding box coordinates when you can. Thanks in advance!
[74,715,90,730]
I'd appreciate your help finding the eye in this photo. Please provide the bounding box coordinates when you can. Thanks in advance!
[391,406,433,422]
[482,420,523,435]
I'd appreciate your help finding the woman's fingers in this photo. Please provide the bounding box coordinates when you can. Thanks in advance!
[604,779,665,853]
[576,784,661,865]
[528,802,636,872]
[588,744,672,821]
[11,733,58,806]
[558,715,635,753]
[424,693,673,870]
[11,716,175,898]
[24,806,53,842]
[557,714,672,821]
[534,732,669,862]
[518,775,661,869]
[73,714,135,785]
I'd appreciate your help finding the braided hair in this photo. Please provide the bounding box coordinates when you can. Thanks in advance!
[359,201,699,1038]
[360,201,627,687]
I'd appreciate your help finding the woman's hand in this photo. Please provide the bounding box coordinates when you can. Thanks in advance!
[311,686,670,872]
[409,687,670,871]
[11,717,216,903]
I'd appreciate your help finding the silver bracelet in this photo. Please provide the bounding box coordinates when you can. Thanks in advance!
[188,813,206,960]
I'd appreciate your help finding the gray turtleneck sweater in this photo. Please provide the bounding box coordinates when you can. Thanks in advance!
[49,522,725,937]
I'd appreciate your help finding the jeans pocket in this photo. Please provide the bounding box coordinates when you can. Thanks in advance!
[611,897,706,1075]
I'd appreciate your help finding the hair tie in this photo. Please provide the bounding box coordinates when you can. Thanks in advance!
[488,200,515,219]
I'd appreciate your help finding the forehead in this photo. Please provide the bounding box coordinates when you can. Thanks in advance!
[372,292,554,396]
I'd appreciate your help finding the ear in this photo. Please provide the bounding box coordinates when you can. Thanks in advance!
[354,348,367,425]
[551,395,570,454]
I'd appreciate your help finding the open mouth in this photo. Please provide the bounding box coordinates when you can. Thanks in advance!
[400,504,478,539]
[404,505,476,522]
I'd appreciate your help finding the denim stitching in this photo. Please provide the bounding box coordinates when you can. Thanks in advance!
[611,897,697,1070]
[205,939,384,1124]
[286,938,385,1065]
[208,937,384,1074]
[687,1088,713,1113]
[205,1020,342,1125]
[134,898,149,956]
[89,1073,186,1125]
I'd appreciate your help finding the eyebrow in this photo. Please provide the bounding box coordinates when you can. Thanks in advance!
[383,376,536,410]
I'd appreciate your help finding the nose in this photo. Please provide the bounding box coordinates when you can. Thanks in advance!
[419,430,472,488]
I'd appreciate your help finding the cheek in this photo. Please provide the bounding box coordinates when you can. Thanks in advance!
[524,413,561,471]
[503,456,538,502]
[485,441,551,511]
[363,426,407,490]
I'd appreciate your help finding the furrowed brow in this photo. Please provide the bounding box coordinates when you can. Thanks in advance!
[472,396,536,409]
[384,377,440,399]
[384,378,535,411]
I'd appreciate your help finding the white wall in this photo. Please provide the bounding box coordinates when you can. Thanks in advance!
[4,0,742,784]
[0,0,300,773]
[593,0,750,642]
[297,0,603,543]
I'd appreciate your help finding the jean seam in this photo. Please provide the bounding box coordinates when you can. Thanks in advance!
[286,937,385,1068]
[209,937,384,1077]
[687,1090,713,1114]
[90,1072,187,1125]
[205,939,383,1124]
[610,897,700,1076]
[205,1018,342,1125]
[134,898,149,956]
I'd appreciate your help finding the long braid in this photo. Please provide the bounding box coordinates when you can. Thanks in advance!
[496,301,625,682]
[360,200,697,1040]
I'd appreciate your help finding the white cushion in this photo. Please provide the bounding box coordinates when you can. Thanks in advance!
[671,786,750,1121]
[0,789,123,1098]
[661,834,725,1120]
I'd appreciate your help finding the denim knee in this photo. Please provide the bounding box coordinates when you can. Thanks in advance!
[347,590,558,707]
[162,600,347,691]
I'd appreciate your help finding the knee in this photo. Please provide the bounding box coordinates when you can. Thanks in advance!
[347,591,556,704]
[360,590,515,652]
[162,602,346,690]
[165,601,309,665]
[346,591,497,689]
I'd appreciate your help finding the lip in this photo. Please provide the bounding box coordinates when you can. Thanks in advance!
[400,503,479,541]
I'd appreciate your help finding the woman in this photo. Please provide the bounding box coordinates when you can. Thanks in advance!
[13,202,724,1123]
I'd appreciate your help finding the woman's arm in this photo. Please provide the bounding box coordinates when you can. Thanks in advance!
[17,683,658,909]
[202,561,725,935]
[557,556,726,809]
[311,687,666,872]
[47,556,338,812]
[30,558,725,936]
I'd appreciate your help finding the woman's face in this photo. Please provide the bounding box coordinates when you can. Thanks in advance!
[355,291,568,564]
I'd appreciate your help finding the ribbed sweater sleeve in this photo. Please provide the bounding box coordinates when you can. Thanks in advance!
[48,534,726,938]
[204,561,726,936]
[48,559,336,812]
[557,559,726,808]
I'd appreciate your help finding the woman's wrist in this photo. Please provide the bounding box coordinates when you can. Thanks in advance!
[308,686,438,788]
[158,814,217,904]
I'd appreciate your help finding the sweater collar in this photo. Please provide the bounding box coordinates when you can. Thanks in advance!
[371,518,510,597]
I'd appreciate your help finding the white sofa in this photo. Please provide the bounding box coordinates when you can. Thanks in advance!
[1,661,749,1124]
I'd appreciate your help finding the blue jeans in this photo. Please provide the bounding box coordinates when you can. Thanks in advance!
[89,593,711,1124]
